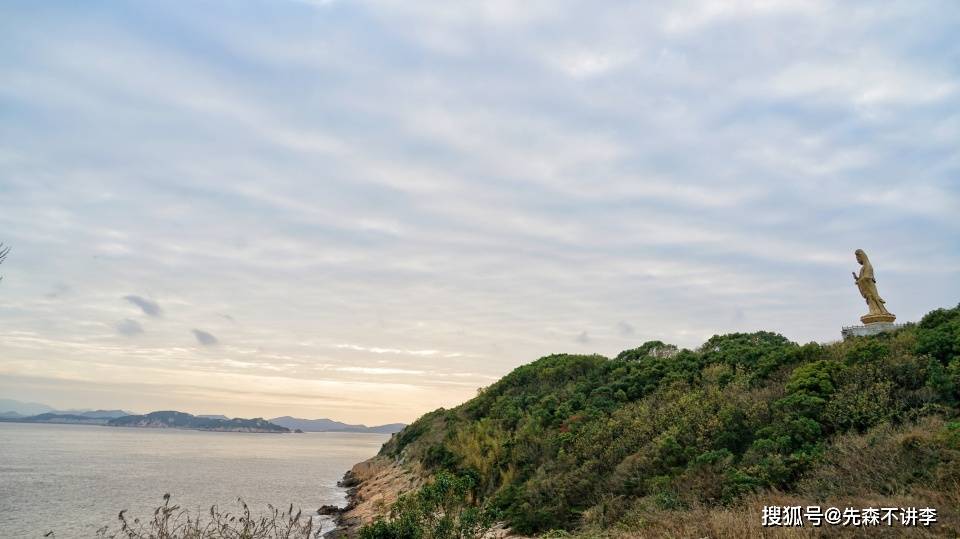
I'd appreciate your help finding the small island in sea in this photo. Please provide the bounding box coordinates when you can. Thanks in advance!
[108,411,289,433]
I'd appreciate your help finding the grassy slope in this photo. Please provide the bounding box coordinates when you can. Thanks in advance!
[374,304,960,536]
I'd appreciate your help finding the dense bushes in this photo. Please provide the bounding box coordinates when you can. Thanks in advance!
[359,471,499,539]
[366,304,960,536]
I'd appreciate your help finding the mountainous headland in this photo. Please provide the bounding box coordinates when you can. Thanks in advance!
[332,303,960,537]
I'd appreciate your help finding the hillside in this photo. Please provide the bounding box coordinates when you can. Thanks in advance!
[108,411,289,433]
[341,304,960,538]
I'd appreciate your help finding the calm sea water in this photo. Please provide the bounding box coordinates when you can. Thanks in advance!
[0,423,389,538]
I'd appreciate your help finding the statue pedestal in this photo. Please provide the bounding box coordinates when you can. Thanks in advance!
[841,320,902,340]
[860,313,896,324]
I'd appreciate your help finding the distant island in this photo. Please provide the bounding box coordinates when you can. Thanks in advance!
[0,409,289,433]
[0,399,132,420]
[110,411,288,432]
[270,416,405,434]
[0,399,405,434]
[0,413,115,425]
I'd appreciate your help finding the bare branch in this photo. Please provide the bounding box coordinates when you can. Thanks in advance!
[0,242,10,282]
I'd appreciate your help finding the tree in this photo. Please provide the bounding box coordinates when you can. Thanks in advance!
[0,242,9,282]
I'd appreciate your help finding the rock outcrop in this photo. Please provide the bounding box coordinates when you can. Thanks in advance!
[331,455,426,536]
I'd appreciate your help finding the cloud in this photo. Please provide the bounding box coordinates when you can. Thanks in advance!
[663,0,823,34]
[575,331,591,344]
[46,283,71,299]
[547,49,635,79]
[333,343,464,358]
[617,321,635,336]
[123,295,162,317]
[115,318,144,336]
[192,329,219,346]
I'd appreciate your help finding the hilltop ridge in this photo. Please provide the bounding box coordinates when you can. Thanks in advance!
[339,304,960,537]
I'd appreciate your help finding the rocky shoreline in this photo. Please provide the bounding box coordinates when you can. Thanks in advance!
[323,455,426,537]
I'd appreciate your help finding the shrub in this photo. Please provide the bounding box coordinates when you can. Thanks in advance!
[359,471,499,539]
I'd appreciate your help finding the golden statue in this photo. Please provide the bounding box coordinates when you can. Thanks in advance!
[853,249,896,324]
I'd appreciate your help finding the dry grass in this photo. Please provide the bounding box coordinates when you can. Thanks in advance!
[595,490,958,539]
[46,494,326,539]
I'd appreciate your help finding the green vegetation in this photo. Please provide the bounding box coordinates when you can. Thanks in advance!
[362,304,960,537]
[359,471,499,539]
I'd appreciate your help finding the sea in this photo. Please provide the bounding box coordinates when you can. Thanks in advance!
[0,422,389,538]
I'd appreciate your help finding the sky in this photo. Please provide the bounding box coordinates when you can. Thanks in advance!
[0,0,958,425]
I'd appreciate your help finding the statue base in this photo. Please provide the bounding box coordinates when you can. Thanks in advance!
[842,321,903,340]
[860,313,896,324]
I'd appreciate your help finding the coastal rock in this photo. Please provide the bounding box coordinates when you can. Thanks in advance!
[317,504,342,516]
[331,455,426,536]
[337,470,359,488]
